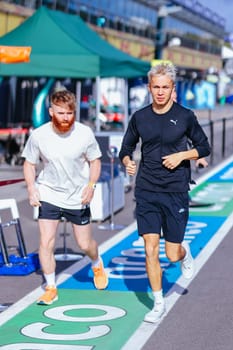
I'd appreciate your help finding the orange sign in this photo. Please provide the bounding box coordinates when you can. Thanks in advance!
[0,45,31,63]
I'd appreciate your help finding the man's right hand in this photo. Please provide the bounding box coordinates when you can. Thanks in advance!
[28,187,41,207]
[125,160,137,176]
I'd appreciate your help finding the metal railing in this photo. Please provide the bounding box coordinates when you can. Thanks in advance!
[200,115,233,166]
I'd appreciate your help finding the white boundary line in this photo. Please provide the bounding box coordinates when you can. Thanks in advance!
[1,155,233,336]
[122,155,233,349]
[122,211,233,350]
[193,154,233,185]
[0,221,137,326]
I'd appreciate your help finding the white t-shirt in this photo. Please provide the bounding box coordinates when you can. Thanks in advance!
[22,121,102,209]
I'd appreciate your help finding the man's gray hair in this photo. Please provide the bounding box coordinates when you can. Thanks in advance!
[147,62,177,83]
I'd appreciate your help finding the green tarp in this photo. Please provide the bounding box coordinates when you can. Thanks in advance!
[0,6,150,78]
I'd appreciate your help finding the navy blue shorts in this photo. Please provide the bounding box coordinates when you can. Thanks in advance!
[135,190,189,243]
[38,201,91,225]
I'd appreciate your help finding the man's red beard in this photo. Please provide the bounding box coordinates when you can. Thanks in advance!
[52,115,75,133]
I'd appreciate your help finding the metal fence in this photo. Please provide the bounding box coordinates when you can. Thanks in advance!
[200,116,233,166]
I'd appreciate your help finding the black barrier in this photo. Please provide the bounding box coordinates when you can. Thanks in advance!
[200,115,233,166]
[98,146,125,231]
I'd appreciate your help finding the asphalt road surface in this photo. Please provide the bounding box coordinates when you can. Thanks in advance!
[1,104,233,349]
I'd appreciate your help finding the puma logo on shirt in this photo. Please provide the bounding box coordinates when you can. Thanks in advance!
[170,119,178,125]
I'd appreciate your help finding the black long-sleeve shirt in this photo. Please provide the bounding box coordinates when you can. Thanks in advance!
[119,102,211,192]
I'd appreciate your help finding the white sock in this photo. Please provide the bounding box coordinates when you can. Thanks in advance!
[153,290,164,304]
[44,272,56,287]
[92,257,102,267]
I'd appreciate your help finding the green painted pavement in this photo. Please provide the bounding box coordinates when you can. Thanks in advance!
[0,289,151,349]
[190,182,233,216]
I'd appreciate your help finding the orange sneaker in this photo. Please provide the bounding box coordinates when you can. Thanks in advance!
[92,259,108,290]
[37,286,58,305]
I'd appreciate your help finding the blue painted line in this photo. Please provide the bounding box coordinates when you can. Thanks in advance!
[1,157,233,350]
[207,161,233,182]
[59,215,225,293]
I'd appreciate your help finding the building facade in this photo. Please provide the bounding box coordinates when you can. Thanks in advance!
[0,0,225,73]
[0,0,226,133]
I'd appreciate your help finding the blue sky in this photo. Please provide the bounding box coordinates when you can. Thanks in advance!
[200,0,233,33]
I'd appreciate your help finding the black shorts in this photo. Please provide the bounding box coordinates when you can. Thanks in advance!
[38,201,91,225]
[135,190,189,243]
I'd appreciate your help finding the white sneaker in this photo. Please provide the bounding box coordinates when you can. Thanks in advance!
[144,301,166,323]
[181,241,194,279]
